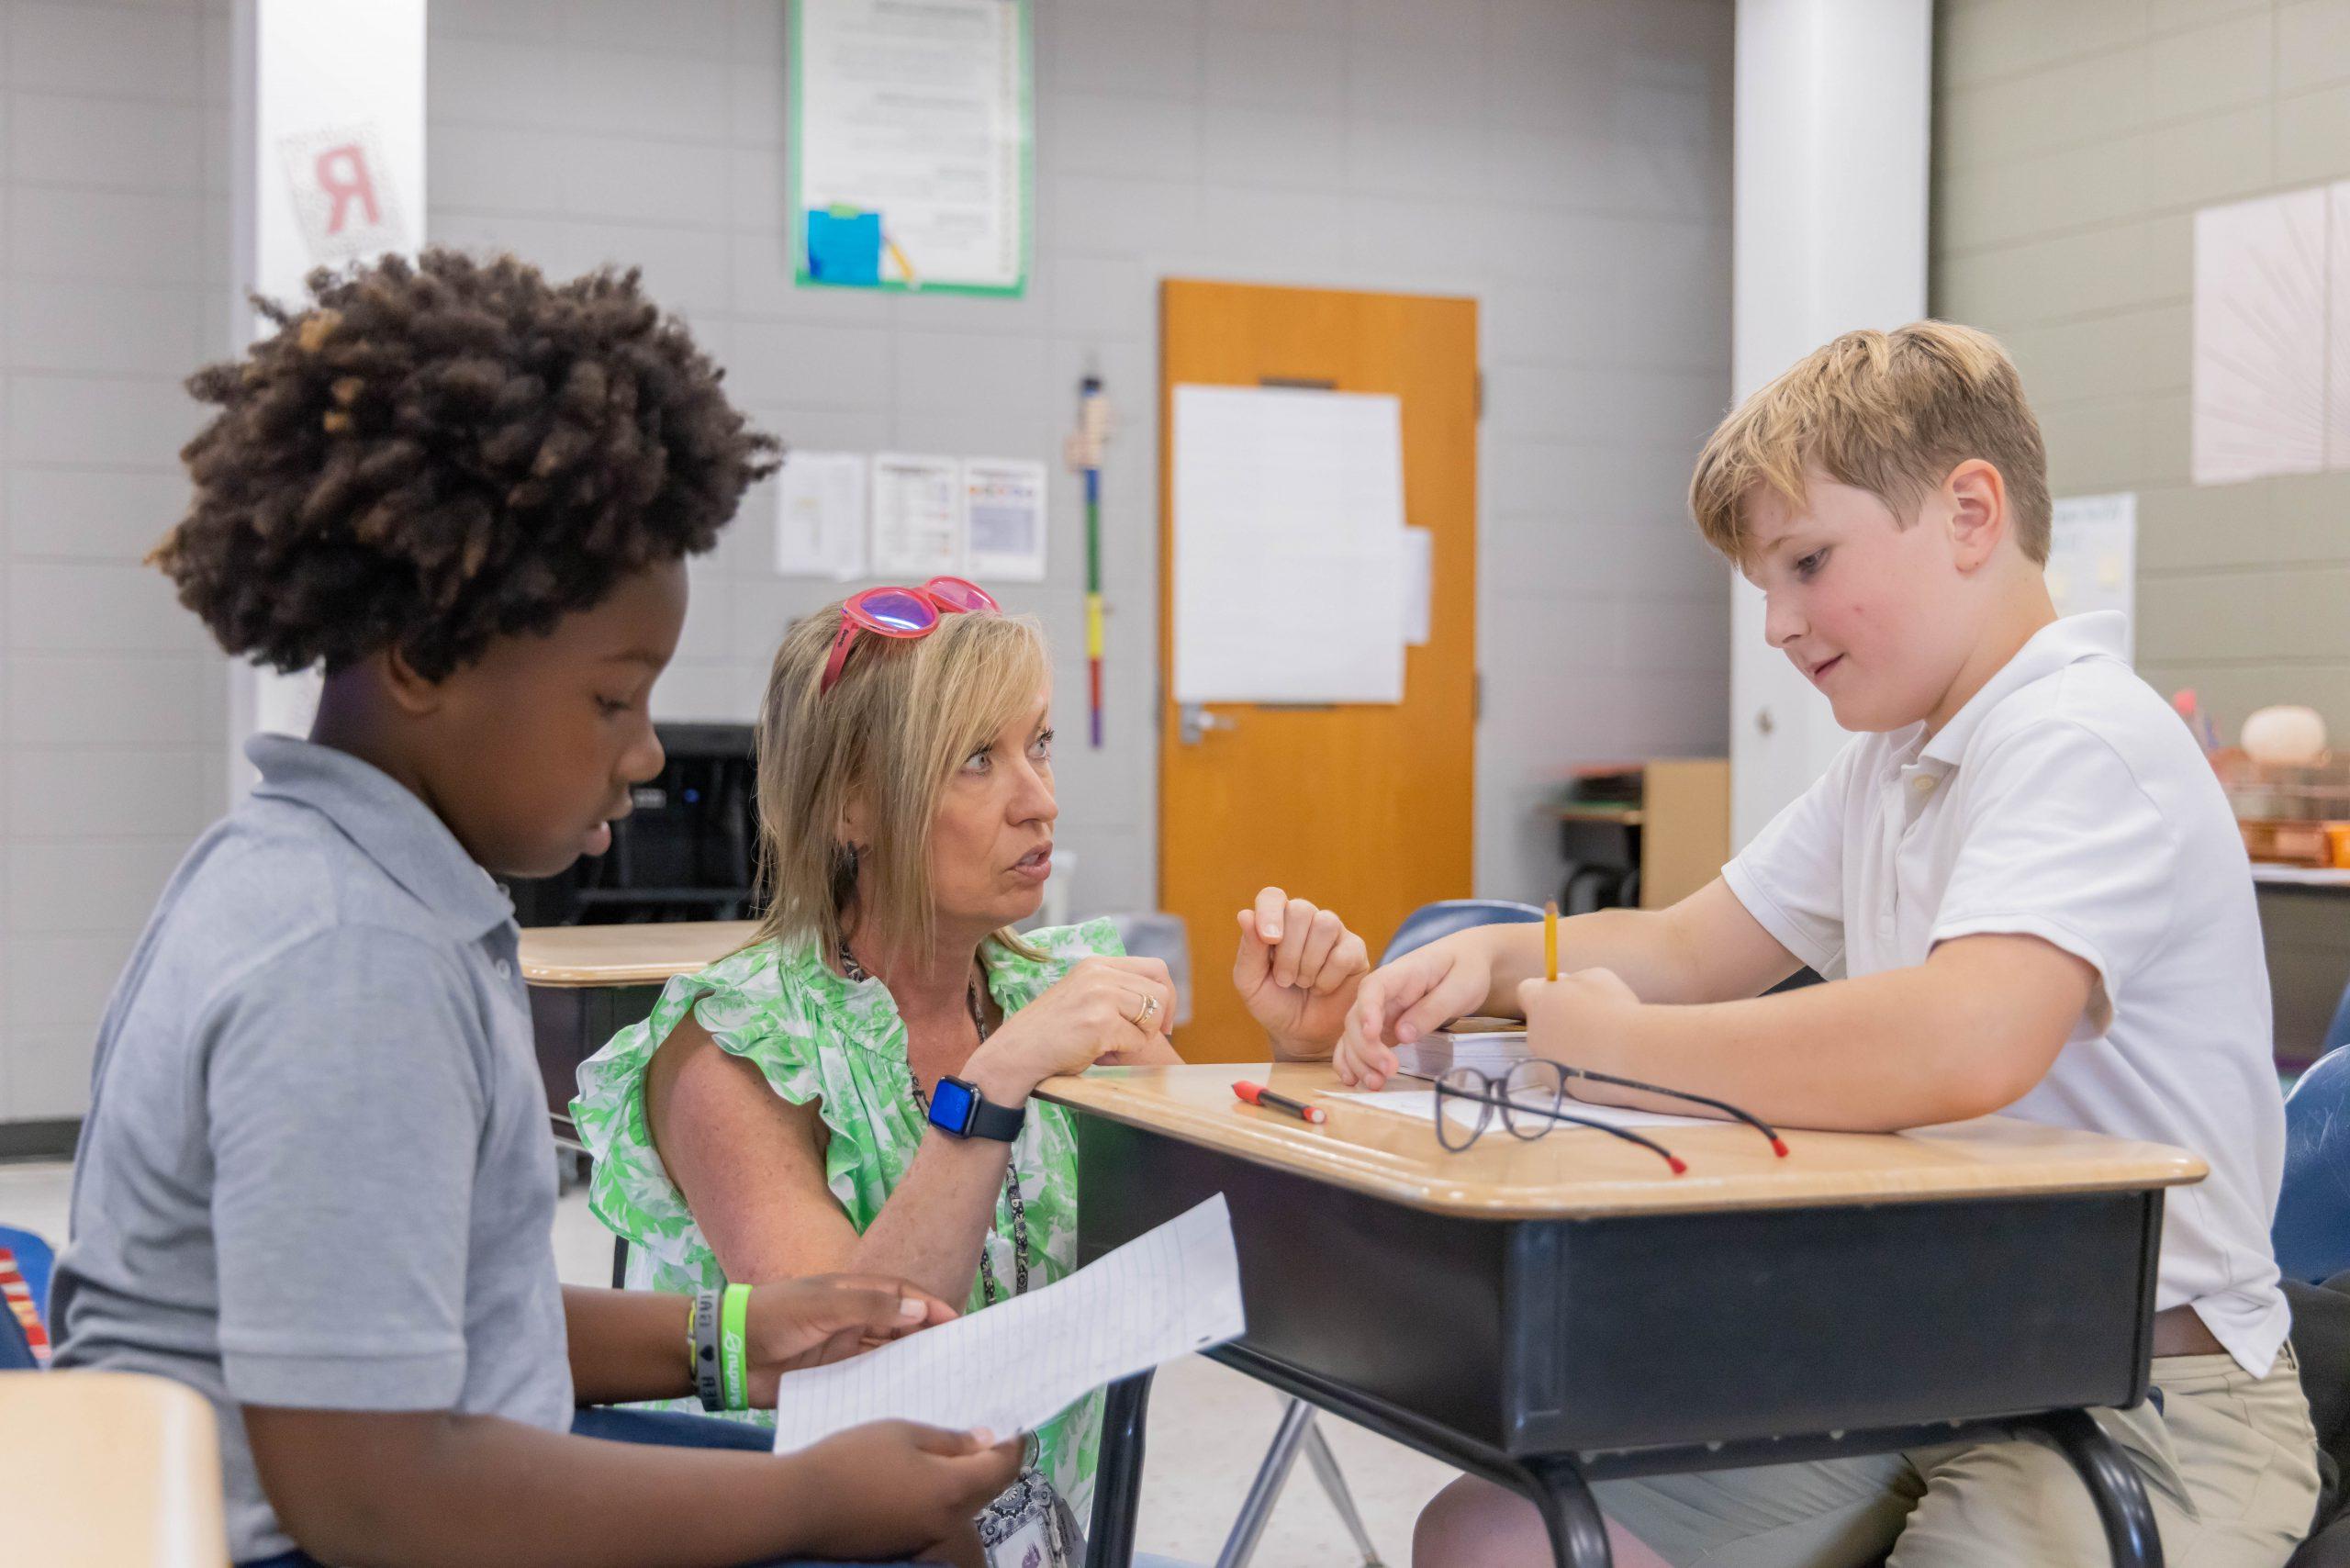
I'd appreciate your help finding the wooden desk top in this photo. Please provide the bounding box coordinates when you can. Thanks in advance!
[0,1371,229,1566]
[519,921,759,986]
[1035,1062,2208,1220]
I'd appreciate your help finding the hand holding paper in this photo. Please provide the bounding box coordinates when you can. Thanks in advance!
[768,1194,1247,1455]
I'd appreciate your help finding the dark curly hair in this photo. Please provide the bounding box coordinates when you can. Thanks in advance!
[151,249,778,678]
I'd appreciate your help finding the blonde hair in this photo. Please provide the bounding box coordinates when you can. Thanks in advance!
[751,602,1050,966]
[1688,320,2052,565]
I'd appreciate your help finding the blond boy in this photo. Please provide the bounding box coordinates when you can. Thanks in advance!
[1339,323,2321,1567]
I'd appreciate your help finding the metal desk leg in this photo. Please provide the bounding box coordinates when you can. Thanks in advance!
[2020,1409,2165,1568]
[1087,1372,1155,1568]
[1302,1418,1385,1566]
[1215,1397,1315,1568]
[1521,1456,1614,1568]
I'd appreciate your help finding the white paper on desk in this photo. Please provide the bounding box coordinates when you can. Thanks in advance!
[1171,385,1404,704]
[1331,1089,1719,1134]
[774,451,868,580]
[768,1193,1245,1454]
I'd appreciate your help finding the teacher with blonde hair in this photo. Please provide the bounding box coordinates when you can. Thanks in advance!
[573,578,1369,1562]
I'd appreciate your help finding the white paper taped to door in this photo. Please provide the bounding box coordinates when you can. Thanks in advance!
[1171,385,1405,704]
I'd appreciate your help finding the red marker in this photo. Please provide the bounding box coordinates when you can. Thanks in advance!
[1233,1081,1326,1125]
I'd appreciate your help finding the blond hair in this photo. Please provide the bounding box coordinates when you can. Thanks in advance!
[751,603,1050,964]
[1688,320,2052,565]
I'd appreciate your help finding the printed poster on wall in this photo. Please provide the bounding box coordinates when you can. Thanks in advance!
[869,453,965,577]
[961,458,1047,582]
[789,0,1032,297]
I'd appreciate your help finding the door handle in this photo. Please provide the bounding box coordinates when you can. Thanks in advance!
[1179,704,1237,745]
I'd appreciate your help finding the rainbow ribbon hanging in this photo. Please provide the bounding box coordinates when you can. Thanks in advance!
[1069,375,1113,748]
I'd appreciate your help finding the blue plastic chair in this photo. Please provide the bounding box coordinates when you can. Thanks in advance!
[0,1224,56,1371]
[2274,971,2350,1283]
[1379,898,1547,967]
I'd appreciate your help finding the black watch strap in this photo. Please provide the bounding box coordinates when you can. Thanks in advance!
[965,1093,1025,1142]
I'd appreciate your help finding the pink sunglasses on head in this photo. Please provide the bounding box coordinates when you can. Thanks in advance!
[818,577,1002,695]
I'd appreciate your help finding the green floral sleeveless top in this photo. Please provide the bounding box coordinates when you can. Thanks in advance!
[568,919,1119,1518]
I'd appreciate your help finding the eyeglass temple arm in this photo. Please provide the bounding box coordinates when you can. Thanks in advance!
[1444,1083,1686,1175]
[1561,1065,1788,1157]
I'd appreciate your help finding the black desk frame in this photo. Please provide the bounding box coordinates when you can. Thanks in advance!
[1071,1115,2167,1568]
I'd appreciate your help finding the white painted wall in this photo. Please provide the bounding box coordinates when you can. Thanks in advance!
[1727,0,1930,846]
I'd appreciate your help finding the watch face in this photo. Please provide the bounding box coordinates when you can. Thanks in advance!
[929,1076,977,1135]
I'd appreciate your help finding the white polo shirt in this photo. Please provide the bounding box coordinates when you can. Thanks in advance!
[1723,611,2289,1376]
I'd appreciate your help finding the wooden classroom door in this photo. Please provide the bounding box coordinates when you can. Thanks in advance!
[1158,279,1478,1061]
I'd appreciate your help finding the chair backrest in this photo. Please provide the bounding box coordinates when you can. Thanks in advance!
[2276,1046,2350,1282]
[0,1226,55,1369]
[1380,899,1547,967]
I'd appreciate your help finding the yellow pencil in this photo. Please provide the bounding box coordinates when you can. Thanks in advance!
[1543,899,1559,982]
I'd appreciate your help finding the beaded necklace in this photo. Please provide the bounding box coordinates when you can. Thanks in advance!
[838,940,1030,1303]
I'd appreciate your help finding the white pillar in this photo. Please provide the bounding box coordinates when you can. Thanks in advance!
[1728,0,1931,845]
[227,0,427,801]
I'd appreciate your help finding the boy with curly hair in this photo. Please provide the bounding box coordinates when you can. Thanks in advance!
[52,251,1018,1568]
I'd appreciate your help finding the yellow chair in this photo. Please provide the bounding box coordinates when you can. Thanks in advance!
[0,1370,229,1566]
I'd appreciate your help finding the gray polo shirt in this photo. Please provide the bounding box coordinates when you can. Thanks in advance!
[53,734,573,1563]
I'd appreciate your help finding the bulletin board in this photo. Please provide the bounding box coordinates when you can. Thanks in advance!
[787,0,1033,297]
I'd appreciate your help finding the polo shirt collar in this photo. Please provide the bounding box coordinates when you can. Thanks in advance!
[246,734,514,940]
[1918,611,2129,768]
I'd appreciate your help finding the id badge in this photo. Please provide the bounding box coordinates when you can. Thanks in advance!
[978,1467,1072,1568]
[987,1513,1054,1568]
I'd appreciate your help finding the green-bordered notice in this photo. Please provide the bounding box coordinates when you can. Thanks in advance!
[788,0,1033,297]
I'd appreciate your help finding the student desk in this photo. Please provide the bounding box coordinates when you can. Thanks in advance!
[519,921,757,1149]
[1039,1063,2206,1568]
[2253,865,2350,1069]
[0,1370,229,1566]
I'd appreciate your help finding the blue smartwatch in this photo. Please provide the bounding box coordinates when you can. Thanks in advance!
[927,1075,1025,1142]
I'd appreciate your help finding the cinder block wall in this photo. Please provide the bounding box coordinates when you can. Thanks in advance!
[1934,0,2350,738]
[0,0,1735,1126]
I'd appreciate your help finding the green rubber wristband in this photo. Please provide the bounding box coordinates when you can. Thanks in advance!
[719,1283,752,1412]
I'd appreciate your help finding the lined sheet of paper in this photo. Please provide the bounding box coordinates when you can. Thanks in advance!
[769,1194,1245,1454]
[1330,1088,1718,1134]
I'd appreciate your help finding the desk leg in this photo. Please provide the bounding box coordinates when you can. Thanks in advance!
[1086,1372,1155,1568]
[1520,1456,1614,1568]
[2020,1409,2165,1568]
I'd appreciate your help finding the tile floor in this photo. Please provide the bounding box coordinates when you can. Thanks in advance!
[2,1159,1454,1566]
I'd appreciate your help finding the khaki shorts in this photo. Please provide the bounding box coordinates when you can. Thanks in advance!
[1591,1347,2321,1568]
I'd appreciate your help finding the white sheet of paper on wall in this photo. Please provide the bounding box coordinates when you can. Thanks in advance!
[868,453,965,577]
[1402,527,1432,646]
[1170,385,1406,705]
[773,451,868,581]
[962,457,1048,582]
[2047,491,2137,663]
[2193,188,2329,485]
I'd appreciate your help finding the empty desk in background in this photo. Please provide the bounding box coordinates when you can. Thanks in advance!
[520,921,756,1150]
[2255,866,2350,1070]
[1044,1062,2202,1568]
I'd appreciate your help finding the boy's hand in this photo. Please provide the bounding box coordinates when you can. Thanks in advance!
[780,1421,1022,1566]
[1336,939,1495,1090]
[1516,969,1641,1072]
[746,1274,957,1405]
[1235,887,1371,1058]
